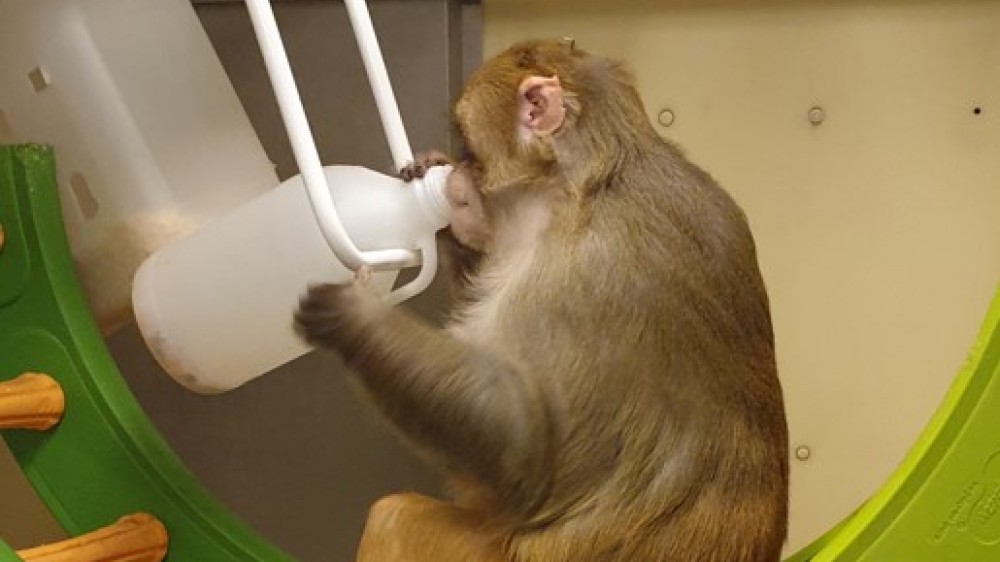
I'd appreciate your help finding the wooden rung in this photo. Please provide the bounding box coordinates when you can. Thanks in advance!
[16,513,168,562]
[0,373,65,430]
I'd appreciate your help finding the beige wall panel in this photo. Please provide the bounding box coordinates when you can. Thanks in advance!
[485,0,1000,553]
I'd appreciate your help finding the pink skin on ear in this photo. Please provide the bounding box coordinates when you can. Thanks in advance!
[517,76,566,138]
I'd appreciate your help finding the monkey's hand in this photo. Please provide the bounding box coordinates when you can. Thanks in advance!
[399,150,451,182]
[294,266,387,353]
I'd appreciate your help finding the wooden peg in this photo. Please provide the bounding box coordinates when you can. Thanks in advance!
[0,373,65,430]
[16,513,168,562]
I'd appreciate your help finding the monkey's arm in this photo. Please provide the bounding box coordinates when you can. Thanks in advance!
[295,280,552,514]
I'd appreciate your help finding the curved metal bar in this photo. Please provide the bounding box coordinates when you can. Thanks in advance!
[243,0,419,272]
[344,0,414,172]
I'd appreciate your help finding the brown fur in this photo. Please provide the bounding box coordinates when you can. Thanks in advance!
[296,39,788,562]
[356,494,506,562]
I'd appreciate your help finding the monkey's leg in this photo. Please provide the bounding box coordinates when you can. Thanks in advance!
[356,493,506,562]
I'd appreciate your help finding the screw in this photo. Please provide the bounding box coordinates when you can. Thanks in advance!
[807,106,825,126]
[657,108,675,128]
[794,445,812,461]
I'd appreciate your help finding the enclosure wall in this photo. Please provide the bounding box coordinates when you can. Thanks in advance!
[482,0,1000,551]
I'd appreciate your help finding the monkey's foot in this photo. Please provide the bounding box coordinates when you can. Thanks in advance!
[357,494,506,562]
[400,150,451,181]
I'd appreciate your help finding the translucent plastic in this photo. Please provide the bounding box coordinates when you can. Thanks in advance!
[0,0,276,333]
[132,165,451,393]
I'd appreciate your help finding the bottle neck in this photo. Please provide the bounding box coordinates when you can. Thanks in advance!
[412,164,452,230]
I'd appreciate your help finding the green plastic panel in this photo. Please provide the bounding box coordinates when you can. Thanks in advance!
[1,141,999,561]
[0,145,294,561]
[790,283,1000,561]
[0,539,20,562]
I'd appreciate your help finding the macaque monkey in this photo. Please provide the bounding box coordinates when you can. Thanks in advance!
[295,38,788,562]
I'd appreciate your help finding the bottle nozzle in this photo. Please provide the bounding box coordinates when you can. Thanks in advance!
[413,164,452,229]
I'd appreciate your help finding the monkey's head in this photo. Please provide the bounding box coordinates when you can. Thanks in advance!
[455,39,654,194]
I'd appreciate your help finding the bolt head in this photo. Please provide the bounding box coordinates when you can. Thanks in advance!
[808,106,826,125]
[657,108,675,127]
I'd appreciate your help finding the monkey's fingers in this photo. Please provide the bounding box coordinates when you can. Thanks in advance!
[355,265,374,287]
[399,150,451,182]
[293,283,349,348]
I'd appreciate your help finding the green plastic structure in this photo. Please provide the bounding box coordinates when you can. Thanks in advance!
[0,142,998,560]
[786,282,1000,559]
[0,145,293,561]
[0,540,17,561]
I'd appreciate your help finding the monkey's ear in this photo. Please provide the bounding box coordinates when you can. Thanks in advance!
[517,75,566,137]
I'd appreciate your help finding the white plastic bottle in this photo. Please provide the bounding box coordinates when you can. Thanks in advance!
[132,164,451,393]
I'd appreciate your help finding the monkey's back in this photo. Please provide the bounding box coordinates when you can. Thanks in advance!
[455,140,788,562]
